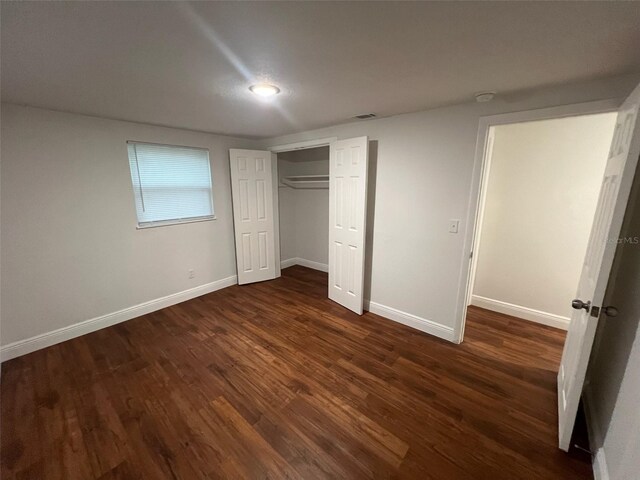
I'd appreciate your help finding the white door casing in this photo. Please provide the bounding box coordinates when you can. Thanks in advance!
[328,136,369,314]
[558,82,640,451]
[229,149,278,285]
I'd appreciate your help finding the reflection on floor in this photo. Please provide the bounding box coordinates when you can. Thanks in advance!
[1,266,591,479]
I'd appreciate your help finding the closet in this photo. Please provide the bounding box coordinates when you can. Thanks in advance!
[277,146,330,274]
[229,136,369,314]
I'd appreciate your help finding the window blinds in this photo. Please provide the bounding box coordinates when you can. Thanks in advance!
[127,142,214,227]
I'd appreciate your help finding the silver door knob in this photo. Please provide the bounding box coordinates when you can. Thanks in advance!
[572,299,591,311]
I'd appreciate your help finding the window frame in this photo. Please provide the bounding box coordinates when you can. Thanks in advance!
[126,140,216,229]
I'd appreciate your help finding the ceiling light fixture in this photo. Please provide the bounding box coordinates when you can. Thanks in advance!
[249,83,280,97]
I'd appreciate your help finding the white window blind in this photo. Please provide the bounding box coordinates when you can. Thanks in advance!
[127,141,215,228]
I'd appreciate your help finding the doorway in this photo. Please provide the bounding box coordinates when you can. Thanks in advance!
[457,99,623,343]
[468,112,617,331]
[277,145,330,273]
[459,86,640,451]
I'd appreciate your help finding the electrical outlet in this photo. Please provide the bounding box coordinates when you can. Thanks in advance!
[449,219,460,234]
[188,269,195,279]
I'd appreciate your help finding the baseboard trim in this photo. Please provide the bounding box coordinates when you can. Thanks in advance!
[0,275,238,363]
[296,258,329,273]
[282,259,453,342]
[280,258,298,269]
[470,295,570,330]
[280,257,329,273]
[583,387,609,480]
[364,300,456,343]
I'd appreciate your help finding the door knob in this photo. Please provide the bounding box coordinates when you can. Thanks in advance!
[603,306,619,317]
[572,299,591,311]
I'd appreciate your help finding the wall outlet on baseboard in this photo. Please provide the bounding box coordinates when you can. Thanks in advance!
[188,269,195,279]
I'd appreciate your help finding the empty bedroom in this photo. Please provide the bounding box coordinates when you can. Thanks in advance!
[1,2,640,480]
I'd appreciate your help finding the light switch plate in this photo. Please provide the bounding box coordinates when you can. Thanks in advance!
[449,219,460,233]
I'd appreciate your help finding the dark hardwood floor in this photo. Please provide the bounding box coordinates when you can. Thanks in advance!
[1,266,591,479]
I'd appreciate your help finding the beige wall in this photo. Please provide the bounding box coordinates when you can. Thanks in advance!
[0,104,258,347]
[472,113,616,325]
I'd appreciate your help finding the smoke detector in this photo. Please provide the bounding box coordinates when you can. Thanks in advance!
[475,92,496,103]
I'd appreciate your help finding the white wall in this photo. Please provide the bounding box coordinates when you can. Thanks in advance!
[0,104,258,352]
[471,114,616,327]
[277,147,329,267]
[585,162,640,480]
[294,187,329,266]
[2,74,638,356]
[265,74,639,341]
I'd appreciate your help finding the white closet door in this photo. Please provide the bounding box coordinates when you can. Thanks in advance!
[229,149,277,285]
[328,137,369,314]
[558,81,640,451]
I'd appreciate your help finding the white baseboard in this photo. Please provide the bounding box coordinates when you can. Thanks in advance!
[583,387,609,480]
[0,275,238,363]
[280,257,298,269]
[364,300,456,343]
[470,295,570,330]
[281,257,329,273]
[296,258,329,273]
[282,259,453,342]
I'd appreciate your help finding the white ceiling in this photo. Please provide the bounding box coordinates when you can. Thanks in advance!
[2,1,640,138]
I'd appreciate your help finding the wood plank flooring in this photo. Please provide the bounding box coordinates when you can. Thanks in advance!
[1,266,592,479]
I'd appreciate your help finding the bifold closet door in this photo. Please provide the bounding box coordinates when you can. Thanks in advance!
[328,137,369,314]
[229,149,279,285]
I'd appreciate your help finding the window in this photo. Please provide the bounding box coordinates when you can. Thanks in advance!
[127,141,215,228]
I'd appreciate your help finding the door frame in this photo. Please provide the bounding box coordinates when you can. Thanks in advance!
[454,98,622,343]
[268,137,338,153]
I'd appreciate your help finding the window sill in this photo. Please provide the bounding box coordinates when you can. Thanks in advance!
[136,216,216,229]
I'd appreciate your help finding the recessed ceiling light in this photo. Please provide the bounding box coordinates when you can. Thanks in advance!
[249,83,280,97]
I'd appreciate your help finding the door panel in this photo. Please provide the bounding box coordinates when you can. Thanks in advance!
[558,83,640,450]
[229,149,277,285]
[328,137,369,314]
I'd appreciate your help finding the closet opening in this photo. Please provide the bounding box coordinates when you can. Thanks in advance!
[230,135,369,313]
[277,146,330,281]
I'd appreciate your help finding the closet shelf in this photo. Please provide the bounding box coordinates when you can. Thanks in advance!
[280,175,329,189]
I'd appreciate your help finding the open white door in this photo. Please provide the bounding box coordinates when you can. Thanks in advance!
[229,149,278,285]
[328,137,369,314]
[558,83,640,451]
